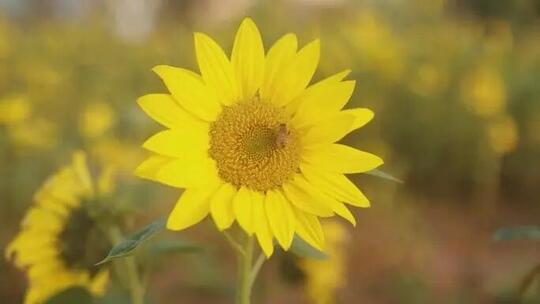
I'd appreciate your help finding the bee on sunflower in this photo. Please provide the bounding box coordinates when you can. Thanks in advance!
[135,17,382,303]
[6,152,112,304]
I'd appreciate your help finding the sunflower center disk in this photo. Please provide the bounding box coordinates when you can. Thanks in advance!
[58,203,109,274]
[209,99,301,192]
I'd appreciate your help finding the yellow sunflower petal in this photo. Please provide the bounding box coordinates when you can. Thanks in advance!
[260,33,298,103]
[210,183,237,230]
[22,208,63,232]
[40,170,80,205]
[152,65,221,121]
[35,193,69,216]
[89,270,109,296]
[300,163,370,207]
[283,174,334,217]
[26,281,58,304]
[6,233,52,262]
[294,208,325,250]
[134,155,173,182]
[8,242,57,266]
[233,187,255,235]
[329,202,356,226]
[167,183,221,231]
[253,191,274,257]
[97,165,115,195]
[156,156,218,188]
[137,94,205,129]
[296,185,357,226]
[285,70,351,117]
[290,75,355,127]
[303,144,383,174]
[142,127,209,158]
[194,32,239,105]
[72,152,93,194]
[300,112,355,147]
[285,174,356,226]
[265,189,295,250]
[27,259,63,280]
[342,108,375,132]
[232,18,265,100]
[271,39,320,107]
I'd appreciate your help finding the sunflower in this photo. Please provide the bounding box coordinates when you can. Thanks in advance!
[6,152,110,304]
[136,18,383,256]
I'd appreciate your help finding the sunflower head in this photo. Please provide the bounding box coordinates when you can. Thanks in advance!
[136,18,383,257]
[208,96,302,192]
[57,200,110,274]
[6,152,111,304]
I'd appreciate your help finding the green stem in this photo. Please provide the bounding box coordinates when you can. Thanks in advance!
[224,230,246,256]
[249,253,266,289]
[237,235,254,304]
[124,257,145,304]
[107,226,145,304]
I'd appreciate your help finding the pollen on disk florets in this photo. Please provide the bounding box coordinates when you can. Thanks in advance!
[208,96,301,192]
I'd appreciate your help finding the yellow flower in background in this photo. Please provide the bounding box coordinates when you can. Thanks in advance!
[462,65,506,117]
[300,221,349,304]
[0,95,58,150]
[349,12,405,81]
[90,138,143,175]
[79,101,116,139]
[0,95,31,125]
[8,118,58,150]
[487,114,518,155]
[136,18,383,257]
[6,152,111,304]
[410,64,448,97]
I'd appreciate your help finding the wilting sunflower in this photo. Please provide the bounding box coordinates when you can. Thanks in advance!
[136,18,383,256]
[6,152,110,304]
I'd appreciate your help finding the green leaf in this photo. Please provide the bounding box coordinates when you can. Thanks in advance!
[366,168,403,183]
[94,286,132,304]
[97,218,166,265]
[147,237,201,255]
[45,287,93,304]
[290,235,328,260]
[493,226,540,241]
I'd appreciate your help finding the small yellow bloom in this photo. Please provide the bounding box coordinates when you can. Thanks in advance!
[462,66,506,117]
[0,95,31,125]
[410,64,448,97]
[300,221,349,304]
[8,118,58,150]
[349,12,405,81]
[487,114,518,155]
[6,152,111,304]
[136,18,383,257]
[90,138,143,175]
[79,101,116,139]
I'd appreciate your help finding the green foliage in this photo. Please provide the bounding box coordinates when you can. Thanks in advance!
[45,287,93,304]
[98,218,202,265]
[366,168,403,183]
[97,218,166,265]
[290,235,328,260]
[147,237,201,255]
[493,226,540,241]
[95,286,135,304]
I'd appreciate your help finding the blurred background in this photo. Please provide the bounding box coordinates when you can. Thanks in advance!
[1,0,539,303]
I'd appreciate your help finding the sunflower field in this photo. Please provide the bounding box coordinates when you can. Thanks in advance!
[1,0,540,303]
